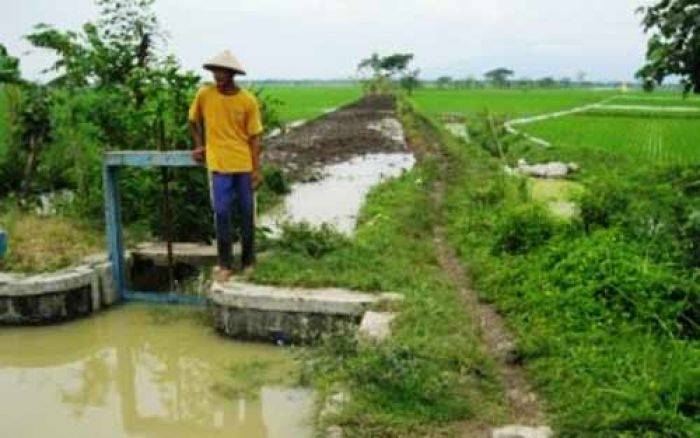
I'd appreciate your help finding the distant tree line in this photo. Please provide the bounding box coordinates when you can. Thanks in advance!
[430,69,633,90]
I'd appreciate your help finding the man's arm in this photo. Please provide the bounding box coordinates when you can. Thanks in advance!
[249,134,262,189]
[189,120,205,163]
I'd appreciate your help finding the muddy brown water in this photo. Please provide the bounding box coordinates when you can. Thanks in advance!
[0,305,313,438]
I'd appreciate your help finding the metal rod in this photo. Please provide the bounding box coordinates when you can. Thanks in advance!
[157,113,175,292]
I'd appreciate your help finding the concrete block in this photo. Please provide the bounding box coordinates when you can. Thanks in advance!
[491,425,553,438]
[211,281,393,316]
[358,311,396,341]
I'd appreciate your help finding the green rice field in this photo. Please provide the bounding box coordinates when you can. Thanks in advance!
[411,88,617,119]
[520,107,700,164]
[260,85,361,122]
[411,88,700,164]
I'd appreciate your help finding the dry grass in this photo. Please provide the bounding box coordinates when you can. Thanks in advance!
[0,211,103,273]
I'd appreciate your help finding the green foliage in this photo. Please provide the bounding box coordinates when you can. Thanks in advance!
[578,176,631,230]
[358,52,419,95]
[252,144,502,433]
[637,0,700,94]
[0,44,21,84]
[468,111,522,158]
[493,204,555,255]
[439,102,700,434]
[484,67,514,87]
[261,164,289,195]
[274,222,349,259]
[249,86,283,134]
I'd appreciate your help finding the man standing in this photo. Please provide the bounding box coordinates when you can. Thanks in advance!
[188,50,263,282]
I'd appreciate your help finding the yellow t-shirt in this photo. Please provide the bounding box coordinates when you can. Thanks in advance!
[188,85,264,173]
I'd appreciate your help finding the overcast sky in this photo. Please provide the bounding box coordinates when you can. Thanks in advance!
[3,0,653,82]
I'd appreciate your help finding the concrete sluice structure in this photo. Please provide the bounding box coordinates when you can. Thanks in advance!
[211,281,401,344]
[0,254,126,324]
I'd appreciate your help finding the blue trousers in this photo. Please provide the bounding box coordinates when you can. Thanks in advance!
[211,172,255,269]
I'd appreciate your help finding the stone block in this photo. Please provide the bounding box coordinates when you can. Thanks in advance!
[491,425,553,438]
[211,281,395,316]
[358,311,396,341]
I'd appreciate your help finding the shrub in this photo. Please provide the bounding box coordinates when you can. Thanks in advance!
[578,176,632,231]
[276,222,349,258]
[262,164,290,195]
[493,204,556,255]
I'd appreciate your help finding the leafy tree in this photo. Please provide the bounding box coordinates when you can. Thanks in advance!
[636,0,700,94]
[484,68,514,87]
[436,76,452,89]
[537,76,556,88]
[0,44,21,84]
[357,52,417,94]
[400,69,421,96]
[0,45,53,200]
[26,0,159,89]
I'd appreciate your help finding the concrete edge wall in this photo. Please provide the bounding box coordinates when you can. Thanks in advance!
[0,253,130,325]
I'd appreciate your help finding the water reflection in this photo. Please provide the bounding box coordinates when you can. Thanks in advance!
[262,152,415,234]
[0,305,313,438]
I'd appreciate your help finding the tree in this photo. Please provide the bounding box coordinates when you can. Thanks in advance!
[357,52,416,94]
[436,76,453,89]
[636,0,700,94]
[400,69,421,95]
[0,44,21,84]
[26,0,160,91]
[484,68,514,87]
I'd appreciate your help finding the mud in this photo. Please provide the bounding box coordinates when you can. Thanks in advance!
[264,95,408,179]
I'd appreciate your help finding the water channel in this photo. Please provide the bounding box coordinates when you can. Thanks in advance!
[0,305,313,438]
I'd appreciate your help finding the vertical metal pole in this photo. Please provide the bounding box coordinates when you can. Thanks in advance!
[161,166,175,291]
[157,113,175,292]
[103,163,126,300]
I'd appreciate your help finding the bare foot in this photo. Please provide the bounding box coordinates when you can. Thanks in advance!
[214,268,233,283]
[241,265,255,278]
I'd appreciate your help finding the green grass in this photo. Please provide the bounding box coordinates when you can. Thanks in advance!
[435,104,700,436]
[250,106,505,435]
[608,94,700,108]
[411,88,617,120]
[260,85,361,122]
[0,210,103,273]
[520,111,700,164]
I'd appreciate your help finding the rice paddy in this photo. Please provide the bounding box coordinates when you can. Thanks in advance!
[411,88,700,164]
[258,85,362,122]
[411,88,617,120]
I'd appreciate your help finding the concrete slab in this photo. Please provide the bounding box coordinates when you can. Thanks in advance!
[491,425,553,438]
[211,281,398,316]
[358,311,396,341]
[133,241,240,267]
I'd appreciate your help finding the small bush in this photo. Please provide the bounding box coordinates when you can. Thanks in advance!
[493,204,555,255]
[276,222,349,258]
[262,164,290,195]
[578,177,632,231]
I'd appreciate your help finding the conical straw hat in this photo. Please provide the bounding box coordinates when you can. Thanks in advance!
[203,50,246,75]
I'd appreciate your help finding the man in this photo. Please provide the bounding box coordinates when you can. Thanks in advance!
[188,50,263,282]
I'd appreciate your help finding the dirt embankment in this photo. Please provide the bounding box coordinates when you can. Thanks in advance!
[263,95,409,180]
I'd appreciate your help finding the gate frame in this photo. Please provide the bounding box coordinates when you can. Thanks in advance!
[103,150,206,304]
